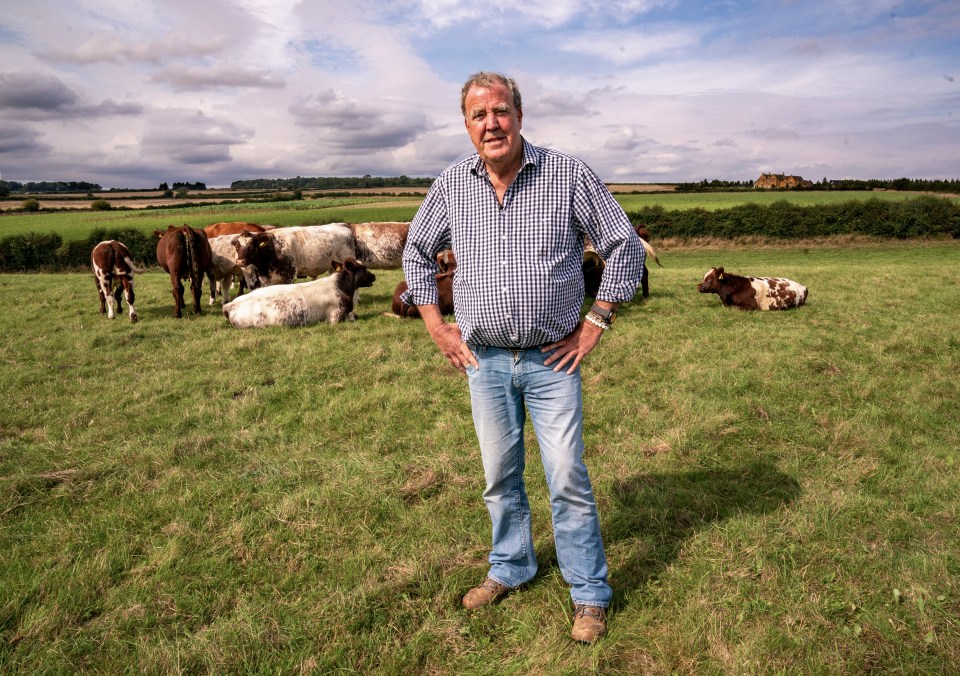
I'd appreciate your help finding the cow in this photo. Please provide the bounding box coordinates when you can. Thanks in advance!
[154,224,213,318]
[582,250,605,300]
[696,267,808,310]
[91,240,144,323]
[222,258,376,328]
[231,223,356,288]
[633,225,662,299]
[204,221,273,239]
[347,222,409,269]
[436,249,457,273]
[391,271,455,318]
[207,234,257,305]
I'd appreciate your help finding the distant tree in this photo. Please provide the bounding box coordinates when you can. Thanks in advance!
[90,199,111,211]
[158,182,169,191]
[0,184,8,198]
[162,189,174,198]
[22,198,40,212]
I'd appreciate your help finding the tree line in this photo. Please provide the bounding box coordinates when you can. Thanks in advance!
[676,177,960,193]
[230,175,434,190]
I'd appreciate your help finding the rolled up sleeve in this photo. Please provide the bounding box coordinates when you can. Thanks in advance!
[401,180,451,307]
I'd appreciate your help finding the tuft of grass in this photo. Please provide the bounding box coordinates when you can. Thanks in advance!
[1,240,958,672]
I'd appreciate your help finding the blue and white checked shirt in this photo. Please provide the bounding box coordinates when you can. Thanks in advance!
[401,137,644,349]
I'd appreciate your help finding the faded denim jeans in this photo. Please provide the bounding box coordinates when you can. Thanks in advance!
[465,345,611,608]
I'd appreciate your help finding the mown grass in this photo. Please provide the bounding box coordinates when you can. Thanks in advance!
[1,240,959,673]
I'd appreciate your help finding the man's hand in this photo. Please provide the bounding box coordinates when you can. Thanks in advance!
[542,320,605,374]
[419,304,479,373]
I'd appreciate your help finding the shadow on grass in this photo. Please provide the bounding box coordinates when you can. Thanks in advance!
[606,461,801,609]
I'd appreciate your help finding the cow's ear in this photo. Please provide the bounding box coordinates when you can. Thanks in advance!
[259,240,268,248]
[717,267,724,280]
[332,260,343,272]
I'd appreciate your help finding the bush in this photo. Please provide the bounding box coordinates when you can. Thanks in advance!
[0,233,63,271]
[90,199,112,211]
[22,198,40,212]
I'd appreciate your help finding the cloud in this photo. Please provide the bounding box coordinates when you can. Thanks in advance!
[151,65,285,91]
[0,123,50,156]
[39,34,228,65]
[290,90,439,152]
[0,72,143,120]
[141,110,254,165]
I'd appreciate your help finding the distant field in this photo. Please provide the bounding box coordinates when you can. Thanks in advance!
[0,191,950,242]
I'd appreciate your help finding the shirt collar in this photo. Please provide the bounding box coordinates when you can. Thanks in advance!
[470,136,540,177]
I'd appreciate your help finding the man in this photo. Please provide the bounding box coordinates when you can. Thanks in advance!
[401,71,643,643]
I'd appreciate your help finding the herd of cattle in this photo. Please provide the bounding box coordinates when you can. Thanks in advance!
[91,221,808,328]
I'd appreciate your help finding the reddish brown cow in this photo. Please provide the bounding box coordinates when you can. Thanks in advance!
[91,240,144,323]
[436,249,457,273]
[155,225,213,318]
[697,267,808,310]
[204,222,272,238]
[582,250,605,300]
[392,271,455,318]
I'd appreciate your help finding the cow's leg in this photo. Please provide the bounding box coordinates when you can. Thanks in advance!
[120,275,138,323]
[208,271,218,305]
[640,265,649,299]
[94,273,109,316]
[173,277,184,318]
[191,274,203,314]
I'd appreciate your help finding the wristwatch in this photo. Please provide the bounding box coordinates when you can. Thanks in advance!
[590,304,616,324]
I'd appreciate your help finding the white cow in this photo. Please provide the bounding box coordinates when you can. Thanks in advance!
[222,258,376,328]
[232,223,357,287]
[207,234,257,305]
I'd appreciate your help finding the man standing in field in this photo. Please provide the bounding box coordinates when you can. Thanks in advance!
[401,71,643,643]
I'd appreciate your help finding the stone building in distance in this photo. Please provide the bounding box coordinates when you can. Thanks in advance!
[754,173,814,189]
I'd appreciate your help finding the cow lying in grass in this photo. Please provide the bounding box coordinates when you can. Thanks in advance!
[697,267,808,310]
[222,258,375,328]
[391,271,455,318]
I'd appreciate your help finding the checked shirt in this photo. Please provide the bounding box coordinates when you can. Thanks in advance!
[401,137,644,349]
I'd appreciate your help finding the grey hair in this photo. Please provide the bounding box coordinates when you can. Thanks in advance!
[460,72,522,117]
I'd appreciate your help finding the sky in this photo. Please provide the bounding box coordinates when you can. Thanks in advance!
[1,1,958,189]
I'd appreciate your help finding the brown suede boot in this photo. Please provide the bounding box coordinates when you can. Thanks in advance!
[571,605,607,643]
[461,577,510,609]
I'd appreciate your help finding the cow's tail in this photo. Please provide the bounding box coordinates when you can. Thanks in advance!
[640,238,663,267]
[183,228,199,280]
[124,256,147,274]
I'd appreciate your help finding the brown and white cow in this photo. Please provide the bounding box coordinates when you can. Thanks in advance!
[697,267,808,310]
[207,234,257,305]
[347,222,409,269]
[436,248,456,273]
[231,223,356,288]
[391,271,455,318]
[91,240,144,322]
[223,258,376,328]
[203,221,274,239]
[155,224,213,318]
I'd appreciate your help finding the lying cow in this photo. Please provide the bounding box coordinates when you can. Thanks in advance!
[348,222,409,269]
[436,249,456,273]
[697,267,808,310]
[207,234,257,305]
[392,271,455,318]
[232,223,356,287]
[155,224,213,318]
[223,258,376,328]
[91,240,144,322]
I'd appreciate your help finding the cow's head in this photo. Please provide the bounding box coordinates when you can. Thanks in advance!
[436,249,457,273]
[697,267,725,294]
[331,257,376,289]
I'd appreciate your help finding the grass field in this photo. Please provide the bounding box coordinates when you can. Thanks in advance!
[1,191,952,243]
[1,239,958,672]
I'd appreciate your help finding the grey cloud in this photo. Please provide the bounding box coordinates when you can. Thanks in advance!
[744,126,801,140]
[0,72,142,120]
[151,65,285,91]
[40,35,228,65]
[0,124,50,156]
[290,91,437,152]
[141,111,253,166]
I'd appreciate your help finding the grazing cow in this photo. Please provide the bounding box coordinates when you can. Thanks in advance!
[436,249,457,273]
[697,267,808,310]
[633,225,662,299]
[223,258,376,328]
[207,234,257,305]
[91,240,144,323]
[582,250,605,300]
[204,221,273,239]
[231,223,356,288]
[347,222,409,269]
[155,224,213,318]
[391,271,455,318]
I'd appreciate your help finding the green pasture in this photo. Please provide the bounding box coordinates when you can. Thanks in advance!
[2,240,958,672]
[0,191,948,243]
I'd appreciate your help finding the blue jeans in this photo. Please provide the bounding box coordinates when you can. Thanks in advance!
[465,345,611,608]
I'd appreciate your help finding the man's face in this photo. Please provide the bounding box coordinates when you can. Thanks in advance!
[463,83,523,169]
